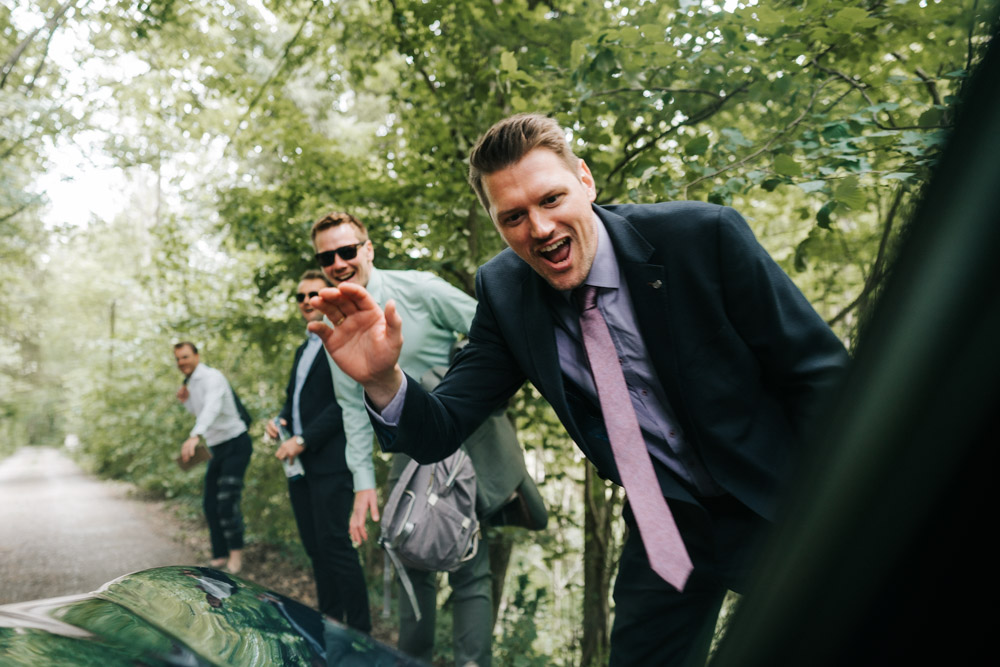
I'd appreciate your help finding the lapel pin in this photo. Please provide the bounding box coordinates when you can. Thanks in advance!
[648,280,663,289]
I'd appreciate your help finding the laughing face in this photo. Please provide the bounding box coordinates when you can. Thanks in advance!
[314,223,374,289]
[482,147,598,291]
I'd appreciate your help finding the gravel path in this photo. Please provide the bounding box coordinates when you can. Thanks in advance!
[0,445,200,605]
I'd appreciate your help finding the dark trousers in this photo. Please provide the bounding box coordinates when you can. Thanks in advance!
[203,432,252,559]
[397,530,492,667]
[609,495,769,667]
[288,469,372,633]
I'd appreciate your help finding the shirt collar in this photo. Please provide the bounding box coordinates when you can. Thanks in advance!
[587,213,621,289]
[188,362,206,382]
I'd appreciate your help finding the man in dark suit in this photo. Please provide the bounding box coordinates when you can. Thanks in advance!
[309,114,849,665]
[265,269,371,632]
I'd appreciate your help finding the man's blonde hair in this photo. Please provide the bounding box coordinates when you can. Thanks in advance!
[468,113,579,213]
[310,211,368,246]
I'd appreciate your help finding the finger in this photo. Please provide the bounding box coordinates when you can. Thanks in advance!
[337,282,379,315]
[349,515,367,543]
[310,288,346,318]
[308,320,337,347]
[370,499,380,523]
[384,300,404,350]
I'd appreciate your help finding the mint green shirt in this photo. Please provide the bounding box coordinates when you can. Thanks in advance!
[329,267,477,491]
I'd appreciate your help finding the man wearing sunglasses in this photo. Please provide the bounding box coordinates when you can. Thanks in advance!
[311,211,495,667]
[263,269,371,632]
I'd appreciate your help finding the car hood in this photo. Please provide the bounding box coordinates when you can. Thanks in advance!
[0,565,421,666]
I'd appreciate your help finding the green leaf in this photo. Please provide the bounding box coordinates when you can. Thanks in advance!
[797,180,827,194]
[753,5,784,30]
[881,172,915,182]
[500,51,518,73]
[774,154,802,177]
[829,7,877,32]
[639,24,663,39]
[761,177,784,192]
[685,135,710,156]
[821,123,850,141]
[918,108,944,127]
[833,175,865,210]
[816,202,836,229]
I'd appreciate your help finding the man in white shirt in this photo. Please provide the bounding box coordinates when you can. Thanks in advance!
[175,341,252,573]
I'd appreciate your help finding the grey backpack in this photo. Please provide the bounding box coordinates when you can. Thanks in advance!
[379,448,479,621]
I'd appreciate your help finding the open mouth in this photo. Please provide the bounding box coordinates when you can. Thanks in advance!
[538,238,571,265]
[332,270,356,284]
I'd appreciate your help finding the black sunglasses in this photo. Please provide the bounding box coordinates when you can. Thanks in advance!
[315,242,365,267]
[295,291,320,303]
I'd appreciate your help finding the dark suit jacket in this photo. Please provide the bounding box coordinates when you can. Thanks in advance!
[279,340,348,476]
[377,202,849,522]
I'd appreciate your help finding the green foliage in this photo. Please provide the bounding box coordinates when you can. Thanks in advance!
[493,573,550,667]
[3,0,997,663]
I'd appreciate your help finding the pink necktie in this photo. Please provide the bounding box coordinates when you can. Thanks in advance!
[576,285,693,591]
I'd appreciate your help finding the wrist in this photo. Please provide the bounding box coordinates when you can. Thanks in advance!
[365,366,405,411]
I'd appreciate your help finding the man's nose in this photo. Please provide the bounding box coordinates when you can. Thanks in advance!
[331,253,349,270]
[527,211,555,238]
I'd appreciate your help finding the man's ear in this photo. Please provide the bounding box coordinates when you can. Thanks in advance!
[579,158,597,202]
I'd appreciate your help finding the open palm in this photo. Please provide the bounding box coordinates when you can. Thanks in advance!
[307,283,405,405]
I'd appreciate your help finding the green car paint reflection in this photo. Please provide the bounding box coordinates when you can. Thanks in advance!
[0,566,423,666]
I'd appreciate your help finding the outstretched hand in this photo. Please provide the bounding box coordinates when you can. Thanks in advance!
[307,282,405,409]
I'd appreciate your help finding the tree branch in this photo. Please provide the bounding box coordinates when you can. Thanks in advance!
[25,21,58,93]
[966,0,980,73]
[0,198,42,224]
[236,0,323,132]
[591,86,724,100]
[913,67,942,107]
[598,80,751,200]
[0,0,82,90]
[681,77,835,198]
[828,186,905,326]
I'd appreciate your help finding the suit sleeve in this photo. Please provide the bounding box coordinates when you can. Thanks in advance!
[716,206,849,439]
[277,349,298,428]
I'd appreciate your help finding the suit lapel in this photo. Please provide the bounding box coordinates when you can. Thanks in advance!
[597,206,682,406]
[520,270,571,416]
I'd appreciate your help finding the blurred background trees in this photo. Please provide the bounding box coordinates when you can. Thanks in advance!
[2,1,995,664]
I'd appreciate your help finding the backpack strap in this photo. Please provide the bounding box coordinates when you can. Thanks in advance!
[381,458,421,523]
[380,458,425,621]
[384,544,423,623]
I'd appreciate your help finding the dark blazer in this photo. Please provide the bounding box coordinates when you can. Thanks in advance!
[377,202,849,521]
[279,341,348,476]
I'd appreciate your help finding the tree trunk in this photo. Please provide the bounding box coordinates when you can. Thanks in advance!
[581,465,618,667]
